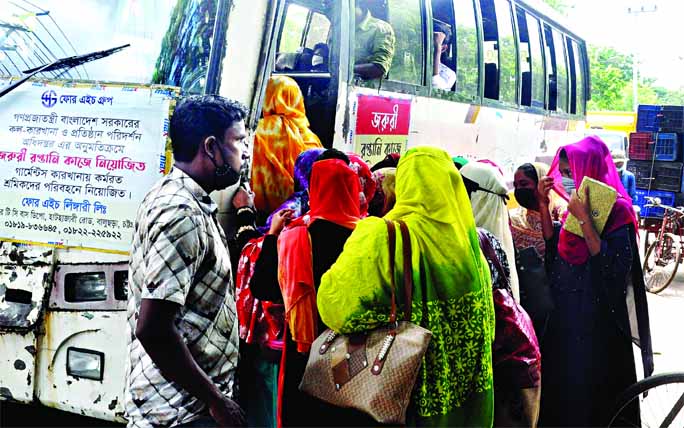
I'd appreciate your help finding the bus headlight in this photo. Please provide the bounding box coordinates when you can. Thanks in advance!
[67,348,104,381]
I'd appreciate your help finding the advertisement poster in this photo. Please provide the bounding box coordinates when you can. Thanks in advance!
[353,94,412,165]
[0,80,177,253]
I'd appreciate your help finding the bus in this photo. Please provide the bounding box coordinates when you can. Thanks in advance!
[0,0,589,422]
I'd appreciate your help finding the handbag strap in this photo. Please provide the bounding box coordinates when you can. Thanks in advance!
[385,219,398,325]
[477,229,511,291]
[397,220,413,322]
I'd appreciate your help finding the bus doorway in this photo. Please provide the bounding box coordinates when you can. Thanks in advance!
[270,0,342,147]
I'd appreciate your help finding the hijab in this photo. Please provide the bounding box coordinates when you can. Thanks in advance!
[548,136,637,265]
[347,153,376,217]
[368,167,397,217]
[251,75,323,214]
[261,148,325,233]
[318,147,495,422]
[461,161,521,301]
[278,159,361,353]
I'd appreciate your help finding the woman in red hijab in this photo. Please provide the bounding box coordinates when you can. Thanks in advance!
[250,149,373,427]
[537,136,653,427]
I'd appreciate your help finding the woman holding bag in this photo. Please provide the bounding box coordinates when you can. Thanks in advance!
[317,147,496,427]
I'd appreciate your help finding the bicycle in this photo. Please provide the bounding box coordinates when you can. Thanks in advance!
[641,197,684,294]
[608,372,684,427]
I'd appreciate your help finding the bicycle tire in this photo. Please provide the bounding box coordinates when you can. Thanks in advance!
[643,233,681,294]
[608,372,684,428]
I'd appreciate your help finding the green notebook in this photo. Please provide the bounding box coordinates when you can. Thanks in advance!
[563,177,617,237]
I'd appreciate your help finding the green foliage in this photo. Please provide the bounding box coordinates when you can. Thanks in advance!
[587,45,684,111]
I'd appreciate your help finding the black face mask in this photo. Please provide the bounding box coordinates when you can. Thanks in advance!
[207,140,241,190]
[514,188,538,210]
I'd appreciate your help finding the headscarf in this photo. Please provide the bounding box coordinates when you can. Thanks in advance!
[277,159,361,354]
[251,75,323,214]
[347,153,376,217]
[261,148,325,233]
[452,156,469,169]
[548,136,637,265]
[461,161,521,301]
[318,147,495,425]
[368,167,396,217]
[509,162,567,258]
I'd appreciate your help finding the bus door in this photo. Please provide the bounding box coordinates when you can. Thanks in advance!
[0,243,55,404]
[260,0,344,148]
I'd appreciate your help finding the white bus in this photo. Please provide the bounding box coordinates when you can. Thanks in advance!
[0,0,588,423]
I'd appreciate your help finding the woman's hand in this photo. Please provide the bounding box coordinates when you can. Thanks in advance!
[537,176,554,208]
[268,209,295,236]
[567,186,592,224]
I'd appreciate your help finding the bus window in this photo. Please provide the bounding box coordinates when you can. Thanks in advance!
[494,0,517,105]
[276,3,331,73]
[574,40,586,116]
[386,0,425,85]
[552,29,568,113]
[480,0,499,100]
[454,0,479,99]
[526,14,546,109]
[273,0,337,146]
[566,38,578,114]
[431,0,457,91]
[305,12,331,49]
[516,7,532,106]
[543,24,557,111]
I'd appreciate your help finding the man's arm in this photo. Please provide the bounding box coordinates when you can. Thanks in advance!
[136,301,244,426]
[354,63,385,80]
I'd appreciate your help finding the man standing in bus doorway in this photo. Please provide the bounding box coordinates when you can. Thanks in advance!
[125,96,251,428]
[354,0,396,80]
[432,21,457,90]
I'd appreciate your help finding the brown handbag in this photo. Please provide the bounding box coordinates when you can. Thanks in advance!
[299,219,432,424]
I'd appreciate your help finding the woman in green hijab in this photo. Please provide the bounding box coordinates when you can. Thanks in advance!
[318,146,495,427]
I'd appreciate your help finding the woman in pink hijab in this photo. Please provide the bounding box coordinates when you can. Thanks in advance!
[536,136,653,427]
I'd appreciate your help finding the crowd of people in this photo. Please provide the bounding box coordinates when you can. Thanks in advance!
[124,83,654,428]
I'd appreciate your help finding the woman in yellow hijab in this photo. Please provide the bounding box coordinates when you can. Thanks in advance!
[252,75,323,215]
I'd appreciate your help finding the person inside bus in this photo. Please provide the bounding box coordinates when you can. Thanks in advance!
[432,21,457,90]
[354,0,396,80]
[125,96,250,428]
[311,42,329,72]
[537,137,653,427]
[611,149,636,201]
[251,75,323,219]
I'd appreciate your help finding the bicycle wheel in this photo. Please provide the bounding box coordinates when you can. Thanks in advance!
[643,233,681,294]
[609,372,684,428]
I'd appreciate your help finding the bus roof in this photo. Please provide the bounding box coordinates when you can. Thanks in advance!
[514,0,586,42]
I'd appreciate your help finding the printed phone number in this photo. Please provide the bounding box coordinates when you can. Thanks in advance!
[4,221,122,240]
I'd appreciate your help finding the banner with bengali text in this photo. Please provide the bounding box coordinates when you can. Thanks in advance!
[0,80,178,253]
[353,94,412,166]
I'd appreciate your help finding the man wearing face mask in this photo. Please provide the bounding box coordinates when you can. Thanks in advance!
[125,96,251,428]
[612,150,636,201]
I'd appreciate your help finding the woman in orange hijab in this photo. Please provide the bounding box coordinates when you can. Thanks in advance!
[252,75,323,216]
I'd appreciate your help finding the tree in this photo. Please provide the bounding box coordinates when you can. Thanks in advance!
[586,45,633,111]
